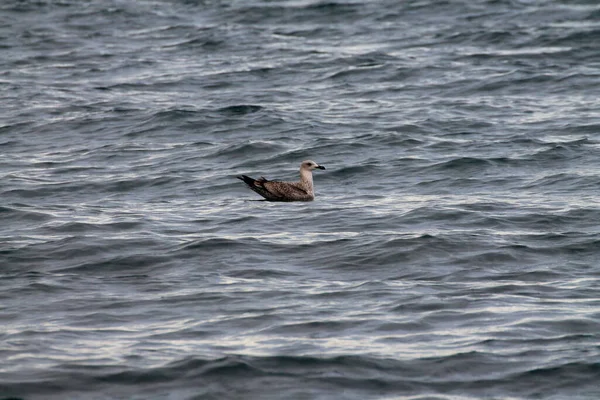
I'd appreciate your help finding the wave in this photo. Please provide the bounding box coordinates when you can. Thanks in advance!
[423,157,495,173]
[209,140,286,159]
[2,354,598,400]
[0,205,53,223]
[217,105,263,116]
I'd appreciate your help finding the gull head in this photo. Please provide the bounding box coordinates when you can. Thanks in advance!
[301,160,325,171]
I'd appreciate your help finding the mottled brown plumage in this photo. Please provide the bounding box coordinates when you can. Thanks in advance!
[237,160,326,201]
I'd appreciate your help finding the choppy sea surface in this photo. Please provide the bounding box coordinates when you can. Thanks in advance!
[2,0,600,399]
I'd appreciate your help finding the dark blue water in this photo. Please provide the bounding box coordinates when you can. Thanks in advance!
[2,0,600,399]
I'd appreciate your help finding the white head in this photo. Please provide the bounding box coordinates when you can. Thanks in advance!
[300,160,326,171]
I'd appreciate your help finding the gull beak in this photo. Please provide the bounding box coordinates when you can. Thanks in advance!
[317,165,325,170]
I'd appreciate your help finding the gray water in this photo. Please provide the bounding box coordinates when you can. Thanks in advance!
[2,0,600,399]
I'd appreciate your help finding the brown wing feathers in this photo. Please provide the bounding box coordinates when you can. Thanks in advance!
[237,175,280,200]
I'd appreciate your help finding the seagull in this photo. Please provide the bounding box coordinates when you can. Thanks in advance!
[237,160,326,202]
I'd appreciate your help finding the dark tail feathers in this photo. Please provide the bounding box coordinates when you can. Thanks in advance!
[237,175,256,186]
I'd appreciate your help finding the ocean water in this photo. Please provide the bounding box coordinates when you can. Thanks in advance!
[2,0,600,399]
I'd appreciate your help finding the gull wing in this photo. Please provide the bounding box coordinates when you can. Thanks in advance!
[237,175,313,201]
[262,180,312,201]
